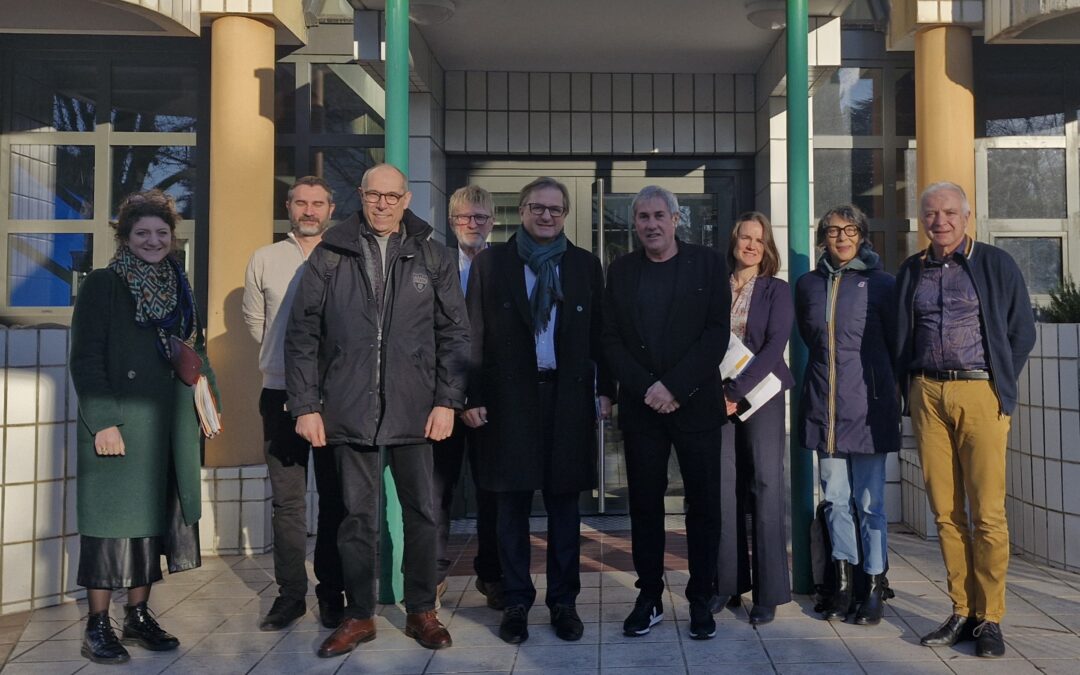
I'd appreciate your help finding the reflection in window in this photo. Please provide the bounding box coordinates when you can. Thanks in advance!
[814,148,883,218]
[9,145,95,219]
[8,233,94,307]
[896,148,916,220]
[813,68,882,136]
[111,146,196,219]
[11,61,96,132]
[311,147,385,217]
[276,63,296,133]
[980,70,1064,137]
[486,194,519,245]
[987,148,1066,219]
[995,237,1062,295]
[311,64,384,135]
[111,65,198,132]
[894,69,915,136]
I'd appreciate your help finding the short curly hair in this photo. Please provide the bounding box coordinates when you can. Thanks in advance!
[112,190,181,248]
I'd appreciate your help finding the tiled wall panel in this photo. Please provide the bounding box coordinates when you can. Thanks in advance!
[444,70,756,155]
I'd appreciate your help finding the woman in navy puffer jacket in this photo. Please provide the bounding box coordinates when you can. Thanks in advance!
[795,203,900,626]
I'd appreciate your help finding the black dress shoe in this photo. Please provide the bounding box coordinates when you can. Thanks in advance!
[550,604,584,641]
[749,604,776,625]
[82,611,130,664]
[707,594,725,614]
[974,621,1006,658]
[259,596,307,631]
[499,605,529,644]
[318,596,345,629]
[122,602,180,651]
[920,614,975,647]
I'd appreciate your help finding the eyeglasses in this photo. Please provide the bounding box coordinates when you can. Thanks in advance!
[361,190,405,205]
[451,214,492,226]
[824,224,861,239]
[524,203,567,217]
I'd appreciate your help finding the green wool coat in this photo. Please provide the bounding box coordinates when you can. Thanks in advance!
[69,268,210,538]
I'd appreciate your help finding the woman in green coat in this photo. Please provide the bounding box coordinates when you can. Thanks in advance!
[69,190,216,665]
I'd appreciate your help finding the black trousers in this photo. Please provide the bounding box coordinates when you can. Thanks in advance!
[260,388,344,603]
[334,442,437,618]
[432,420,502,583]
[623,418,723,602]
[720,394,791,607]
[495,379,582,610]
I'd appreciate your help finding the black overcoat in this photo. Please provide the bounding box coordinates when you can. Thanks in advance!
[465,234,613,493]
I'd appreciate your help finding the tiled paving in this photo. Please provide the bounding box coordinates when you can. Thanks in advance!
[3,520,1080,674]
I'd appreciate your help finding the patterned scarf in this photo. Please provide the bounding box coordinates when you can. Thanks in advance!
[515,226,566,336]
[108,245,196,360]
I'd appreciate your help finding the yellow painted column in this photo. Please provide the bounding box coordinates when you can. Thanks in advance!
[205,16,276,466]
[914,25,976,244]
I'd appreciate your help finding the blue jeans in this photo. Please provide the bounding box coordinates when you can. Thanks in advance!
[817,452,888,575]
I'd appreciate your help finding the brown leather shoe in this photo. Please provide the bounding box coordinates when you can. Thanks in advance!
[316,617,376,658]
[405,611,452,649]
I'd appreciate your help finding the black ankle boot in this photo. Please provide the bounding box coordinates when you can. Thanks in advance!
[122,602,180,651]
[821,560,853,621]
[854,573,885,625]
[82,611,130,664]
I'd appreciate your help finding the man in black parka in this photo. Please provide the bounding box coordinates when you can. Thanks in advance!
[286,164,469,659]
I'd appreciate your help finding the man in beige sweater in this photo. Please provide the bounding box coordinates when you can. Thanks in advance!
[242,176,345,631]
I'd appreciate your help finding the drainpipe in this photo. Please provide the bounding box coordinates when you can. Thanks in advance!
[379,0,409,605]
[786,0,814,595]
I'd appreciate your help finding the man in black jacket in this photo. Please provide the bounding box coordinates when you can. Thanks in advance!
[285,164,470,658]
[895,181,1035,658]
[602,185,730,641]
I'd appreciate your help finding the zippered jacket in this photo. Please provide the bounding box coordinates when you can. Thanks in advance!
[285,209,469,446]
[795,246,901,455]
[894,240,1035,416]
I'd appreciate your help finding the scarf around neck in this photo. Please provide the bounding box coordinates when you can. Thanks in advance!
[515,226,567,336]
[108,245,196,359]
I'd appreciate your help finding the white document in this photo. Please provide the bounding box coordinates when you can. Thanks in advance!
[719,332,754,380]
[736,373,782,421]
[194,376,222,438]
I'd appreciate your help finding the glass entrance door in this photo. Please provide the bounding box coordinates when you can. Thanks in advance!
[449,160,753,515]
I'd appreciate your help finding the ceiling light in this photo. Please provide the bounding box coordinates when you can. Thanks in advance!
[745,0,786,31]
[410,0,455,25]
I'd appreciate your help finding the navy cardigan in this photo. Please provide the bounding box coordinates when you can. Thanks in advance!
[725,275,796,401]
[894,240,1036,415]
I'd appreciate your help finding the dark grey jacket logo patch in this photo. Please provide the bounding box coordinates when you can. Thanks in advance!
[412,272,429,292]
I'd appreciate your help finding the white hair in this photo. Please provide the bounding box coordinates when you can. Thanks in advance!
[920,181,971,216]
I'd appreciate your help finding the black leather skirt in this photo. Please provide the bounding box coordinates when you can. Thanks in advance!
[78,471,201,590]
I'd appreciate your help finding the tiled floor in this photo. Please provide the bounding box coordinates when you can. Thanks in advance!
[3,520,1080,674]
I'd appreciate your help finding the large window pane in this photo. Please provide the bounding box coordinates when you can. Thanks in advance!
[9,145,95,219]
[995,237,1061,295]
[312,147,385,217]
[111,146,196,219]
[11,60,96,132]
[311,64,384,135]
[814,148,883,218]
[274,147,297,221]
[111,65,198,132]
[8,233,94,307]
[987,148,1066,219]
[276,63,296,133]
[813,68,882,136]
[894,69,915,136]
[980,70,1064,137]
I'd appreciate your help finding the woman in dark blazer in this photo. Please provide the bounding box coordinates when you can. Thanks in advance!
[795,203,899,626]
[719,212,795,625]
[69,191,217,664]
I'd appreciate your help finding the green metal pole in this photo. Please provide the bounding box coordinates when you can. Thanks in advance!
[786,0,814,596]
[378,0,409,605]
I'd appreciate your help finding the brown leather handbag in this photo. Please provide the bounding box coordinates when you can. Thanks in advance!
[169,335,202,386]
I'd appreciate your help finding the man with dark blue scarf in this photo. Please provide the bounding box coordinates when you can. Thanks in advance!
[463,177,613,645]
